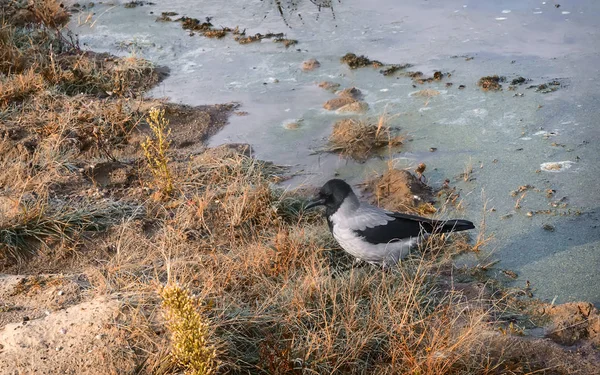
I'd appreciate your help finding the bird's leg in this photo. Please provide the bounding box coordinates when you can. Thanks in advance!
[349,257,371,271]
[380,262,392,273]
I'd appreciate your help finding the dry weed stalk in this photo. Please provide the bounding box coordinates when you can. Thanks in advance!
[160,284,218,375]
[514,192,526,210]
[142,107,174,198]
[462,157,474,182]
[472,193,494,253]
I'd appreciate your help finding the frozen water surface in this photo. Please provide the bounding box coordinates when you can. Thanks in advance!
[70,0,600,305]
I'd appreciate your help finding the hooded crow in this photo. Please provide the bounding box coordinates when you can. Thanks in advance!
[305,179,475,266]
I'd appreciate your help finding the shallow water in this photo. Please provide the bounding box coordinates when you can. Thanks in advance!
[71,0,600,305]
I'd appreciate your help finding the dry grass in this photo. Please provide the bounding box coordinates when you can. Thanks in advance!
[22,0,71,28]
[1,3,597,374]
[0,198,141,261]
[477,75,505,91]
[0,68,46,106]
[364,168,436,215]
[78,149,525,374]
[0,23,25,74]
[340,52,383,69]
[93,203,503,374]
[461,157,474,182]
[56,53,157,96]
[327,117,403,161]
[0,0,155,258]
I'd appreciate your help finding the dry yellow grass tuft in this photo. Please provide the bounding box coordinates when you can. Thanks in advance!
[0,69,46,106]
[364,168,436,215]
[477,75,505,92]
[21,0,70,28]
[0,23,26,74]
[327,117,403,161]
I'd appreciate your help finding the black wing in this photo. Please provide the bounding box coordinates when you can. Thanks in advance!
[354,212,474,245]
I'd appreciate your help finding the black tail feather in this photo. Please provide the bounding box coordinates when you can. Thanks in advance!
[437,219,475,233]
[386,212,475,235]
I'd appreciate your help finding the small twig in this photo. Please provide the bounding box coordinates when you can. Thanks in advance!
[90,5,117,28]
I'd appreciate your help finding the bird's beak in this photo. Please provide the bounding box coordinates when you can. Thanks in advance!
[304,197,326,210]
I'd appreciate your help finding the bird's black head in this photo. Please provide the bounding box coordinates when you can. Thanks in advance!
[305,179,354,216]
